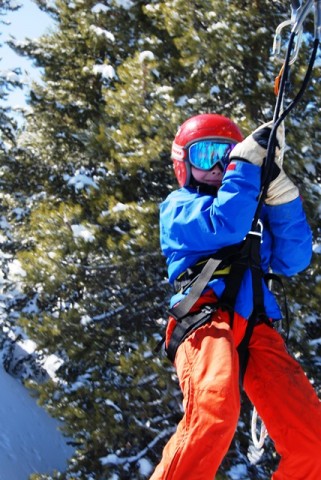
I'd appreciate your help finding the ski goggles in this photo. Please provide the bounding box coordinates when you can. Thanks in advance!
[187,140,236,171]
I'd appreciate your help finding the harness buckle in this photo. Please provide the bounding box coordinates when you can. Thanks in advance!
[247,220,263,243]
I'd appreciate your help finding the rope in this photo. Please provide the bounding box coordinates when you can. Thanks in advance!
[251,407,268,450]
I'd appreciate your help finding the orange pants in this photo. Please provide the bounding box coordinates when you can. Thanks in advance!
[150,305,321,479]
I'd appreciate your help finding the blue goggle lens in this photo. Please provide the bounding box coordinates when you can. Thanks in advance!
[188,140,236,171]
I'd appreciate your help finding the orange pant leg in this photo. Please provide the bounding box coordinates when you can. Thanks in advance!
[150,309,240,480]
[244,322,321,480]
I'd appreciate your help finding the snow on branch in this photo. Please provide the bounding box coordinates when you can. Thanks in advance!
[89,25,115,42]
[100,427,175,476]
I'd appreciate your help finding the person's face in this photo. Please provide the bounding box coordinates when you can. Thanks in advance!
[191,164,223,187]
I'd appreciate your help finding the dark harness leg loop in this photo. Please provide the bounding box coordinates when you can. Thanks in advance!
[166,306,216,363]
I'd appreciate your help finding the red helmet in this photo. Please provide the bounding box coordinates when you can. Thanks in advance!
[171,113,244,187]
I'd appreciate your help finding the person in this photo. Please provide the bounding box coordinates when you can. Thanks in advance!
[150,113,321,479]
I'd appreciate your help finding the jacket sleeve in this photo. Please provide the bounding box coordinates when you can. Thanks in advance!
[160,161,261,282]
[262,197,312,276]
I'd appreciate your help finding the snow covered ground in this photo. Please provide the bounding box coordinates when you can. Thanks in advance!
[0,359,73,480]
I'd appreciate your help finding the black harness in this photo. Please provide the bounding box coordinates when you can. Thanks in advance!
[165,220,288,386]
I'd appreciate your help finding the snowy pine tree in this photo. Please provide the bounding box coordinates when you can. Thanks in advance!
[0,1,32,366]
[4,1,321,479]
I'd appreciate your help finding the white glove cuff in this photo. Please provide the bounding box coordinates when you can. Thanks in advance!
[265,170,299,205]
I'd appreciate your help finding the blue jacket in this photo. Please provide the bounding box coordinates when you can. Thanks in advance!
[160,161,312,320]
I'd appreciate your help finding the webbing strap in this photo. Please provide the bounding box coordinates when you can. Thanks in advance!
[166,307,215,362]
[265,272,290,341]
[168,257,223,321]
[219,229,265,313]
[219,260,248,308]
[224,232,267,386]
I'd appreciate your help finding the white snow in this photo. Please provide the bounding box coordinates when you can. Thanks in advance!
[89,25,115,42]
[41,353,64,380]
[80,314,92,326]
[64,170,99,191]
[138,458,153,476]
[207,21,228,33]
[7,1,22,8]
[0,355,73,479]
[111,202,128,213]
[210,85,220,95]
[92,64,116,80]
[71,224,95,242]
[313,243,321,253]
[304,161,316,175]
[113,0,134,9]
[91,3,110,14]
[139,51,154,63]
[100,428,172,476]
[8,258,26,279]
[7,335,64,381]
[0,70,20,83]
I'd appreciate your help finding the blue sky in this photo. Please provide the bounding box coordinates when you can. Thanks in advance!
[1,0,54,109]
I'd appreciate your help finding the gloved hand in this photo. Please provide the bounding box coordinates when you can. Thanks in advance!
[251,122,299,205]
[229,121,283,166]
[265,164,299,205]
[229,121,299,205]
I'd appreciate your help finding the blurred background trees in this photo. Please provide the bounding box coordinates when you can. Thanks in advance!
[1,1,320,478]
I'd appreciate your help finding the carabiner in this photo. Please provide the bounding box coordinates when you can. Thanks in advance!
[272,0,318,65]
[291,0,314,34]
[272,19,303,65]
